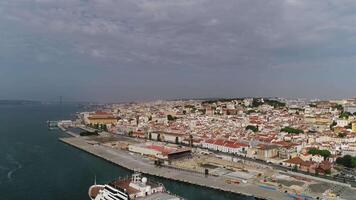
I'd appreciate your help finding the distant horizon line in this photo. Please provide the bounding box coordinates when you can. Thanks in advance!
[1,96,355,105]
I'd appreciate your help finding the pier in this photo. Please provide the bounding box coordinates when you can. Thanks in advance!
[60,136,299,200]
[47,120,59,129]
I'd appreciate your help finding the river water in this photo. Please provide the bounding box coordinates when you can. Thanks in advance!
[0,104,254,200]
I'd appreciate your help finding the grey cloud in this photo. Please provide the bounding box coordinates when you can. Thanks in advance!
[2,0,356,71]
[1,0,356,101]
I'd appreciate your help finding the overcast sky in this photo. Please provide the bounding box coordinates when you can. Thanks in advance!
[1,0,356,102]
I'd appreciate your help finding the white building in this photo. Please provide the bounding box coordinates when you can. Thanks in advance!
[202,139,248,154]
[336,119,349,127]
[344,105,356,114]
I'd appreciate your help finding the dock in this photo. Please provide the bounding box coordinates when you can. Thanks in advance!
[60,136,301,200]
[47,120,59,129]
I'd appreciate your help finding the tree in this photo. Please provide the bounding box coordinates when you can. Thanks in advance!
[345,123,352,129]
[246,110,257,114]
[189,134,193,147]
[308,148,319,155]
[281,127,304,134]
[319,150,331,159]
[167,115,176,121]
[246,125,258,132]
[251,98,264,107]
[333,104,343,111]
[338,132,347,138]
[336,155,356,168]
[292,165,298,171]
[128,131,133,137]
[265,99,286,108]
[330,121,337,130]
[339,112,351,120]
[102,124,108,132]
[94,123,99,129]
[309,103,317,107]
[308,148,331,159]
[184,105,195,109]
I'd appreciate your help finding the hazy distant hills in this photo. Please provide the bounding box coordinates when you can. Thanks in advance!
[0,100,42,105]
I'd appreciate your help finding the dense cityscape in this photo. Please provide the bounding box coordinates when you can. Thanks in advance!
[56,97,356,200]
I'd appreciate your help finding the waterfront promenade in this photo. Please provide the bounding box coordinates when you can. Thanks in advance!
[60,136,303,200]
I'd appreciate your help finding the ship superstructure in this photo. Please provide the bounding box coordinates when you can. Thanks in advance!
[89,173,182,200]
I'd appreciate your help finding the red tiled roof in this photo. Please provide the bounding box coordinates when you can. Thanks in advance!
[88,116,116,120]
[284,157,317,167]
[205,139,215,144]
[204,139,248,149]
[284,157,304,165]
[224,142,248,148]
[89,111,116,120]
[146,145,172,155]
[273,141,297,148]
[317,161,332,171]
[214,139,225,146]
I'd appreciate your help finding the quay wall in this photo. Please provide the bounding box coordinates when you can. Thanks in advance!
[59,137,296,200]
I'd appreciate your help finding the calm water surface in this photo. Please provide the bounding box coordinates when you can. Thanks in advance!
[0,104,253,200]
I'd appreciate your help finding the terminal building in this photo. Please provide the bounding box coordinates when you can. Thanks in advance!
[128,143,191,160]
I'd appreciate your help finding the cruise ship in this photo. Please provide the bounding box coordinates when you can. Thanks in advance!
[89,173,183,200]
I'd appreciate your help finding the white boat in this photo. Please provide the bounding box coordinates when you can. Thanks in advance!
[89,173,183,200]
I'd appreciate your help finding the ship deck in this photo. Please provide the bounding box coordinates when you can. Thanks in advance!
[109,178,162,195]
[109,179,140,194]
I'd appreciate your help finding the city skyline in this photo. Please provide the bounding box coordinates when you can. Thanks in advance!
[1,0,356,102]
